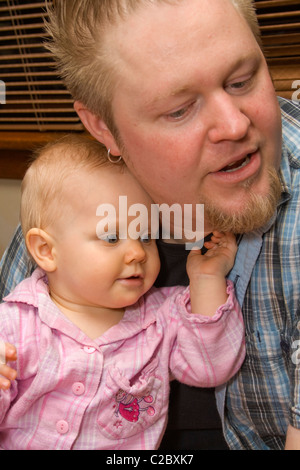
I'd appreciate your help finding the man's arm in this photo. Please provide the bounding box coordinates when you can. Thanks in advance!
[0,225,35,301]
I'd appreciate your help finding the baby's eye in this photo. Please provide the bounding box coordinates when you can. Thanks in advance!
[99,233,119,244]
[140,233,152,244]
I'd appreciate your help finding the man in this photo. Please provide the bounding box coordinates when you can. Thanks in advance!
[1,0,300,449]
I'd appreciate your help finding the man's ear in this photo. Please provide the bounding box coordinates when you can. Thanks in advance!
[74,101,121,157]
[26,228,57,273]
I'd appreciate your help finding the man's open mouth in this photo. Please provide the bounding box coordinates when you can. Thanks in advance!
[221,154,252,173]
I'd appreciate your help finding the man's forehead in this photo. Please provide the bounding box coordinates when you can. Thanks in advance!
[108,0,251,70]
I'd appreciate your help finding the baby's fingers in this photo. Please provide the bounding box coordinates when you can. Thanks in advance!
[209,232,237,247]
[0,364,17,390]
[203,240,218,251]
[6,343,17,362]
[0,341,17,363]
[0,342,17,390]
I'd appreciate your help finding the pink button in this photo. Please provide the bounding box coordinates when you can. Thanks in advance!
[83,346,96,354]
[72,382,85,396]
[56,420,69,435]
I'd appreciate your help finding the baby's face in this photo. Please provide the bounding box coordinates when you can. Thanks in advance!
[47,166,161,309]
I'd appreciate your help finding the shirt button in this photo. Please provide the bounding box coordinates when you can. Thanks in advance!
[83,346,96,354]
[56,420,69,435]
[72,382,85,396]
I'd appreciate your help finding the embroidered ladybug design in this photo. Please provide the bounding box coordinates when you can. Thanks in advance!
[114,389,155,423]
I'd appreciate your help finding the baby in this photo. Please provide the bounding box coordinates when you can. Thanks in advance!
[0,135,244,450]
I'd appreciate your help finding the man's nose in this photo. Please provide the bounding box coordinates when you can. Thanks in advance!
[207,93,251,143]
[124,239,147,264]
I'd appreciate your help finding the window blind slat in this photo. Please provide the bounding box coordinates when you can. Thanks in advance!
[257,11,300,21]
[255,0,299,8]
[0,124,84,131]
[1,53,53,60]
[0,2,46,12]
[7,99,74,104]
[0,33,50,41]
[264,44,300,57]
[5,90,71,95]
[262,33,300,46]
[260,22,300,31]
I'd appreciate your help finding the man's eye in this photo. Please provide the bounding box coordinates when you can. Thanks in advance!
[168,107,188,120]
[231,80,248,89]
[227,75,254,93]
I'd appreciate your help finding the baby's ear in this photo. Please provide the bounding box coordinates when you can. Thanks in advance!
[25,228,57,272]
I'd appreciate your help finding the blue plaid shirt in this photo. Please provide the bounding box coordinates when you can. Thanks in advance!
[218,96,300,449]
[1,97,300,450]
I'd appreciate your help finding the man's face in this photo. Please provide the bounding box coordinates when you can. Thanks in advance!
[107,0,282,234]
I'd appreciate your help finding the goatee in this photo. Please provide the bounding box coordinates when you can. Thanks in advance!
[204,168,282,234]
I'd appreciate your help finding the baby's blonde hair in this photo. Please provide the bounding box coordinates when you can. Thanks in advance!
[21,134,121,236]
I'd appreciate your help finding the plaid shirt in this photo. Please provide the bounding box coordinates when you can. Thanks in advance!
[0,228,35,300]
[1,97,300,450]
[217,97,300,449]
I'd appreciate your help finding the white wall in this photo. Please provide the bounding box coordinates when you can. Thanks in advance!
[0,179,22,258]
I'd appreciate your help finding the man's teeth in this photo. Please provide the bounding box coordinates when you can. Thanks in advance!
[222,155,251,173]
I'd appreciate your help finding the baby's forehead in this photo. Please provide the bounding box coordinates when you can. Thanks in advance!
[63,163,151,205]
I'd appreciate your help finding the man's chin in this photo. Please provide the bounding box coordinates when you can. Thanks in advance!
[204,168,282,234]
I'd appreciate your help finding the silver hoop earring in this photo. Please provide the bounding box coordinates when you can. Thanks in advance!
[107,149,122,164]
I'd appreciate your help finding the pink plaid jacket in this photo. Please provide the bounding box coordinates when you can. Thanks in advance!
[0,268,244,450]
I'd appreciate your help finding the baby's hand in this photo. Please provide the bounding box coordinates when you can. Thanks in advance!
[187,231,237,280]
[187,232,238,315]
[0,341,17,390]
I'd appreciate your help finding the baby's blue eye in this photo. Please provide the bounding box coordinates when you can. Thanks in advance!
[140,233,152,244]
[100,234,119,244]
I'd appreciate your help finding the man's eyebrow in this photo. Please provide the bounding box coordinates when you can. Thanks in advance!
[228,53,261,76]
[144,85,191,111]
[144,52,261,111]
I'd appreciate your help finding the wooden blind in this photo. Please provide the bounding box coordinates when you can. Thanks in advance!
[255,0,300,99]
[0,0,83,132]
